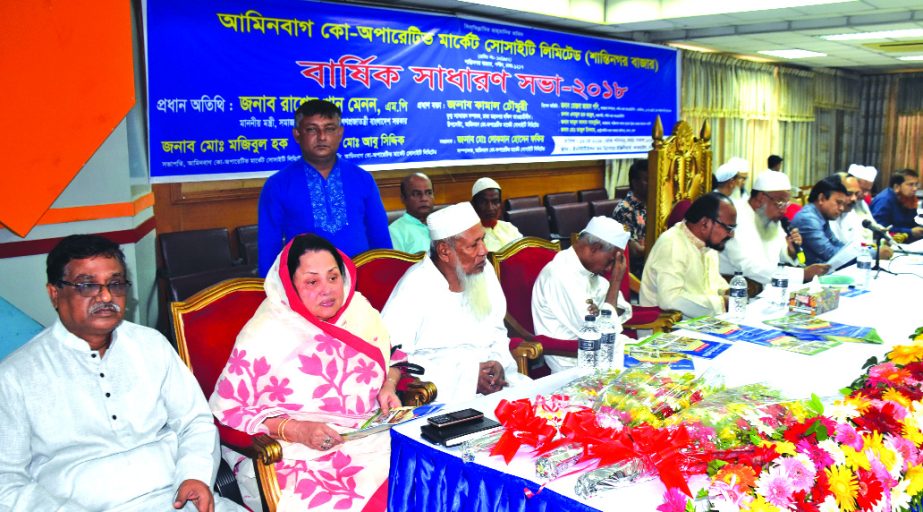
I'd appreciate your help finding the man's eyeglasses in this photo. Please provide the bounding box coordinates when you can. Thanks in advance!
[300,125,341,137]
[710,217,737,233]
[57,280,132,297]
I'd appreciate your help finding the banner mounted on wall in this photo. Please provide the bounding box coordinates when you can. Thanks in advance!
[145,0,679,182]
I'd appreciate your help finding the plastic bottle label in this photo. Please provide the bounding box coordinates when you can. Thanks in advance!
[579,338,600,351]
[771,278,788,288]
[730,288,747,298]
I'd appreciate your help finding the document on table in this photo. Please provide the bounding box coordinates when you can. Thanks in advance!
[827,242,861,272]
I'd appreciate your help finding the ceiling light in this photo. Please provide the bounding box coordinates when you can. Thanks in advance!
[821,28,923,41]
[666,42,718,53]
[757,49,827,59]
[897,55,923,61]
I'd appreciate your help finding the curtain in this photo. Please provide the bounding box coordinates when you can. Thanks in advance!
[604,159,633,197]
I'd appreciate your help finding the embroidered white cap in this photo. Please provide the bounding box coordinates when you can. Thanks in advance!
[848,164,878,182]
[471,177,501,198]
[753,170,792,192]
[581,216,630,249]
[714,157,749,183]
[427,202,481,241]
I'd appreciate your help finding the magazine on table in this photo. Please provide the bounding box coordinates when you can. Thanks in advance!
[342,403,444,441]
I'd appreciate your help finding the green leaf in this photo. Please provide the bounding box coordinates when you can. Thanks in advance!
[708,459,728,474]
[806,394,824,416]
[804,419,829,441]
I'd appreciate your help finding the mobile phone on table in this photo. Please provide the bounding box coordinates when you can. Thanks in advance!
[426,408,484,429]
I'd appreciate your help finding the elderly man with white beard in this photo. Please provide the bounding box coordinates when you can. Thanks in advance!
[381,202,530,404]
[719,171,829,285]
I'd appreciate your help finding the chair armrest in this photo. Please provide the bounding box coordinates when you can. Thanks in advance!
[398,376,438,406]
[509,337,543,376]
[216,421,283,466]
[534,335,577,358]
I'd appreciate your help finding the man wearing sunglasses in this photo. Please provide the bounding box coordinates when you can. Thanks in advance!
[640,192,737,318]
[791,176,851,266]
[0,235,241,511]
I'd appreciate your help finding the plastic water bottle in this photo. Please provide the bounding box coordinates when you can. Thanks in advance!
[769,263,790,310]
[577,315,601,370]
[856,246,873,289]
[728,271,748,321]
[598,310,620,369]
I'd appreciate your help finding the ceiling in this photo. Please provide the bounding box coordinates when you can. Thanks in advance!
[374,0,923,72]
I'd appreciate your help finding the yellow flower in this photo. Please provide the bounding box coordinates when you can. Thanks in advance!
[843,393,872,415]
[882,388,911,408]
[744,495,781,512]
[888,342,923,366]
[825,465,858,512]
[902,417,923,446]
[905,464,923,496]
[769,439,797,456]
[864,432,897,471]
[841,444,870,472]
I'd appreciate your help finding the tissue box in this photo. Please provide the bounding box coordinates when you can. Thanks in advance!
[788,286,840,315]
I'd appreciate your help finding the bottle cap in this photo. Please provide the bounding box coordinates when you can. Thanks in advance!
[734,271,742,275]
[600,309,612,317]
[584,315,595,321]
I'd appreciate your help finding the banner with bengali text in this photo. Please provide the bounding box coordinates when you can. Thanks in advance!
[145,0,679,182]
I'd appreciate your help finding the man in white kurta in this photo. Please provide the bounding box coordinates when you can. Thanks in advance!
[640,193,735,318]
[471,177,524,252]
[382,202,529,404]
[719,171,828,285]
[0,234,240,512]
[532,217,633,372]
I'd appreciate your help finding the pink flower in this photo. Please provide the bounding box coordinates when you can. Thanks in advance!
[226,348,250,375]
[755,466,795,509]
[353,359,379,385]
[834,422,864,451]
[263,376,293,402]
[778,456,816,493]
[796,439,834,470]
[657,487,689,512]
[315,333,339,355]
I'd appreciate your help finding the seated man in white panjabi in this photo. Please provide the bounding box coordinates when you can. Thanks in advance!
[531,216,633,372]
[382,202,530,404]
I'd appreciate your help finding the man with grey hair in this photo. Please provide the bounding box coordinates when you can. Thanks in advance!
[532,216,634,372]
[382,202,529,404]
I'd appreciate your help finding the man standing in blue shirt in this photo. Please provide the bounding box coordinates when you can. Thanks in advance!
[258,100,391,276]
[870,168,922,242]
[791,176,849,265]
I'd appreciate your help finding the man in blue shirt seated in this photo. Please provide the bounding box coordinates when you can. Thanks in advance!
[791,176,849,265]
[870,168,922,242]
[257,99,391,276]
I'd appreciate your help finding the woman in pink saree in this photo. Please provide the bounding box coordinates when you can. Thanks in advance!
[209,234,404,511]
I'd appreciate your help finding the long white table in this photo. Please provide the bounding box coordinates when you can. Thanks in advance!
[388,249,923,512]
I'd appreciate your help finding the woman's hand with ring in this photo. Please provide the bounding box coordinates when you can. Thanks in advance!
[286,420,343,450]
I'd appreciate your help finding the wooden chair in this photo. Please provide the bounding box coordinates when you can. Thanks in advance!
[171,278,282,512]
[645,117,713,258]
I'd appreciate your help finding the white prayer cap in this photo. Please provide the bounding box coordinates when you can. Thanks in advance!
[848,164,878,182]
[471,177,501,197]
[714,157,748,183]
[427,202,480,241]
[581,216,630,249]
[753,171,792,192]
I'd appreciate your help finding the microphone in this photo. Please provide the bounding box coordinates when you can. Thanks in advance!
[780,217,806,266]
[861,219,895,243]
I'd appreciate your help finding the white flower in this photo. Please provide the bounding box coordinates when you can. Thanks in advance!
[818,495,840,512]
[891,479,911,510]
[818,438,846,466]
[825,402,859,423]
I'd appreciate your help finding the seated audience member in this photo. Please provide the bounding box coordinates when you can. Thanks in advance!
[611,159,649,275]
[768,155,784,173]
[0,235,241,512]
[871,168,922,242]
[257,99,391,276]
[470,177,524,251]
[532,216,634,372]
[210,233,404,511]
[382,202,530,404]
[640,192,736,318]
[720,171,829,284]
[389,172,434,253]
[790,176,850,265]
[713,157,749,201]
[847,165,893,258]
